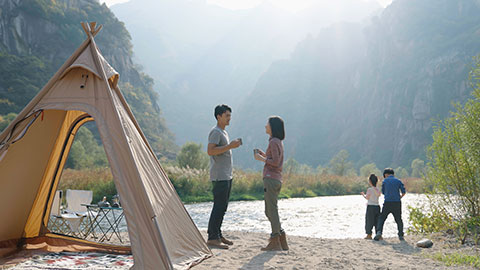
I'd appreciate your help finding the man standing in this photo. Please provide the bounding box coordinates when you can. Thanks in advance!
[206,104,241,249]
[374,168,406,241]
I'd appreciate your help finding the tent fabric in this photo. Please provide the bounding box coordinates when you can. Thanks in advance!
[0,23,211,269]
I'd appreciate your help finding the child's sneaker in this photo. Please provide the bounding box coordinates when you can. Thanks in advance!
[364,234,372,240]
[373,234,383,241]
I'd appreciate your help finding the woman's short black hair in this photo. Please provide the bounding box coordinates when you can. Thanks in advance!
[269,116,285,140]
[369,174,378,187]
[214,104,231,120]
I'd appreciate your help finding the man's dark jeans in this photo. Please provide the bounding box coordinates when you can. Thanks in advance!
[376,201,404,236]
[207,179,232,240]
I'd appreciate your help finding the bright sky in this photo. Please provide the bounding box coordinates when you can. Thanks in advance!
[100,0,393,11]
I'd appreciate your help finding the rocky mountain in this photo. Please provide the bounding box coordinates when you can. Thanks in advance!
[0,0,176,158]
[111,0,381,146]
[233,0,480,169]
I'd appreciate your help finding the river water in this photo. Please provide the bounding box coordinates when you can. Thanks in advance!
[185,193,427,239]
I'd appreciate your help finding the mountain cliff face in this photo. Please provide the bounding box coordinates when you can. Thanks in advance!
[0,0,176,158]
[234,0,480,169]
[111,0,381,146]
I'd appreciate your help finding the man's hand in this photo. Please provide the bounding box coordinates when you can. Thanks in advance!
[229,139,242,149]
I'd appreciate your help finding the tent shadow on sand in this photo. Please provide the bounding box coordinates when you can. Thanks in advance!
[0,22,212,269]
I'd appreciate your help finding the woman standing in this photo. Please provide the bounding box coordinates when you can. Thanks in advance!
[254,116,288,251]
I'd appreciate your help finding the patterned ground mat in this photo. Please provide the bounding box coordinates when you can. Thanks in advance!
[4,252,133,269]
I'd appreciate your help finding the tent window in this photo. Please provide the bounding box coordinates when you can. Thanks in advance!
[0,110,43,150]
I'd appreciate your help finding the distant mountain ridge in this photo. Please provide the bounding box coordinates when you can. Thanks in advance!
[233,0,480,169]
[111,0,382,147]
[0,0,177,158]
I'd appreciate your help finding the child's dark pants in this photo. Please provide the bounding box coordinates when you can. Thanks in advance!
[365,205,380,235]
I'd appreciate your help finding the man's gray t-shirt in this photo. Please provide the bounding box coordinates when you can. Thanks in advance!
[208,126,232,181]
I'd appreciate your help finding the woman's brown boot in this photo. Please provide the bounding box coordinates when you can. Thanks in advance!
[279,231,289,250]
[261,235,282,251]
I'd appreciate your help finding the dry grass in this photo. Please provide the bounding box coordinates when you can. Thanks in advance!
[57,167,426,203]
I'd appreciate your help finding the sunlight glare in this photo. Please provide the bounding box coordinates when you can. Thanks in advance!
[206,0,392,12]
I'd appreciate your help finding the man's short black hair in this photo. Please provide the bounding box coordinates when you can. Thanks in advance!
[214,104,232,120]
[383,168,395,177]
[269,116,285,140]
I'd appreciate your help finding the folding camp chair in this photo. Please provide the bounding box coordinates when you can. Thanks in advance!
[61,189,94,238]
[47,190,71,234]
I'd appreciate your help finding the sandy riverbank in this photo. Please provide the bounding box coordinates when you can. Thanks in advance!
[2,231,478,269]
[194,231,477,270]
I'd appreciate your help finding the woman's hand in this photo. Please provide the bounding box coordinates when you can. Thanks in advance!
[254,153,266,162]
[257,149,266,157]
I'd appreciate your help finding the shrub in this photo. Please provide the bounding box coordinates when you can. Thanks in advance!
[176,142,209,170]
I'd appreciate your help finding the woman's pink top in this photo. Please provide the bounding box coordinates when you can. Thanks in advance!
[263,137,284,181]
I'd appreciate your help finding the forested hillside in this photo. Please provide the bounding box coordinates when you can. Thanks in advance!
[0,0,177,159]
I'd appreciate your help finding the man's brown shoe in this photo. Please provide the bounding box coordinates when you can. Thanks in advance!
[261,235,282,251]
[364,234,372,240]
[207,239,229,249]
[221,237,233,245]
[279,232,289,250]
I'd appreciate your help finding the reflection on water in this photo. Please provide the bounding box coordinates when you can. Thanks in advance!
[185,194,427,239]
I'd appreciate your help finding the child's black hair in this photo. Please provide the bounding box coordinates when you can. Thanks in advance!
[369,174,378,187]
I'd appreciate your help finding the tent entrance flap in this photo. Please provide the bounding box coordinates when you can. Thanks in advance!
[40,113,93,228]
[23,110,93,239]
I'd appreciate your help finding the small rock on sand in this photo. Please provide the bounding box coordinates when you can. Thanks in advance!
[416,238,434,248]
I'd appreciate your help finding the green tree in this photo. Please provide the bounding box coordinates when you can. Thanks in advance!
[328,150,354,176]
[0,113,17,132]
[65,125,107,169]
[176,142,209,170]
[394,166,409,179]
[410,59,480,240]
[426,88,480,216]
[316,164,328,175]
[284,157,300,175]
[411,158,425,178]
[360,163,381,177]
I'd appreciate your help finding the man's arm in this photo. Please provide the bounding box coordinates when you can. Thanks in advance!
[208,143,230,156]
[399,180,406,199]
[207,140,241,156]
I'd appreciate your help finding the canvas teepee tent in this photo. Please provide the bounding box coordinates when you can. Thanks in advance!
[0,22,211,269]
